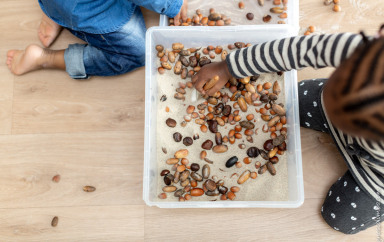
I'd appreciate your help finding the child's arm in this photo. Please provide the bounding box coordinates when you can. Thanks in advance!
[193,33,363,95]
[129,0,187,25]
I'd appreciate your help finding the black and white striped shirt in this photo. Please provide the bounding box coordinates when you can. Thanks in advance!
[226,33,384,202]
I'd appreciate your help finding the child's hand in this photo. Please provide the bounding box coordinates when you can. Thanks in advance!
[174,0,188,26]
[192,61,233,96]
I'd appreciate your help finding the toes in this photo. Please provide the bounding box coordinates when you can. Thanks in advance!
[7,50,16,58]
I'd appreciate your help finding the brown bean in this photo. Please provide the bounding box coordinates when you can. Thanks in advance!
[173,132,182,142]
[191,188,204,196]
[165,118,177,127]
[183,137,193,146]
[269,156,279,164]
[270,7,284,14]
[200,124,208,133]
[247,147,259,158]
[237,170,251,184]
[230,186,240,193]
[216,117,225,126]
[202,140,214,150]
[160,169,170,176]
[240,121,255,129]
[180,170,190,182]
[263,15,272,23]
[272,104,286,116]
[227,191,236,200]
[221,50,228,61]
[250,172,258,179]
[243,157,251,164]
[168,51,176,63]
[263,139,274,151]
[207,97,218,105]
[215,132,223,145]
[207,120,218,133]
[174,149,188,158]
[212,145,228,153]
[237,97,247,112]
[255,161,261,169]
[238,1,245,9]
[83,186,96,192]
[158,193,167,199]
[162,185,177,192]
[191,163,200,172]
[51,216,59,227]
[268,147,279,158]
[268,116,281,127]
[166,158,178,165]
[267,162,276,175]
[172,43,184,51]
[156,45,164,52]
[258,165,267,174]
[158,67,165,74]
[52,174,61,183]
[202,164,211,179]
[218,186,228,194]
[244,129,254,136]
[191,172,203,182]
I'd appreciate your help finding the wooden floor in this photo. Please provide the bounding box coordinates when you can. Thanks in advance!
[0,0,382,241]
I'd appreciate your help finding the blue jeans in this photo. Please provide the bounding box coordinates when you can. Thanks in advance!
[63,6,146,79]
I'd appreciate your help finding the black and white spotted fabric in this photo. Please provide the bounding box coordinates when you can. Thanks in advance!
[321,171,382,234]
[298,79,329,133]
[299,79,383,234]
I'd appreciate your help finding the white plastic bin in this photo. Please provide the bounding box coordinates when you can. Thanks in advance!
[143,25,304,208]
[159,0,299,31]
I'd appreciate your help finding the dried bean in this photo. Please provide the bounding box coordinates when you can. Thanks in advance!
[218,186,228,194]
[191,172,203,182]
[160,169,170,176]
[207,120,218,133]
[191,163,200,172]
[190,188,204,196]
[238,170,251,184]
[247,147,259,158]
[225,156,238,168]
[212,145,228,153]
[263,139,274,151]
[166,118,176,127]
[267,162,276,175]
[202,140,213,150]
[174,149,188,158]
[215,132,223,145]
[183,137,193,146]
[163,185,177,192]
[202,164,211,179]
[173,132,182,142]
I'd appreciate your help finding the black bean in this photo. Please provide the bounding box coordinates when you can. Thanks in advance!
[225,156,238,168]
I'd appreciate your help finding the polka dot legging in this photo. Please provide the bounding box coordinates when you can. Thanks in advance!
[298,79,382,234]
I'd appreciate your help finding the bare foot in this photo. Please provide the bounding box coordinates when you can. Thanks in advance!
[6,44,65,75]
[38,13,63,47]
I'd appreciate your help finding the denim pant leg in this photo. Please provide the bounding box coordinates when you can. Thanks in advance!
[63,6,146,79]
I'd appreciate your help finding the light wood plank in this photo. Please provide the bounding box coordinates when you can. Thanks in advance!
[0,205,144,242]
[0,131,144,208]
[144,198,375,241]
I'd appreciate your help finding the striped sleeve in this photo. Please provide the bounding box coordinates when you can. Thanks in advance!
[226,33,363,79]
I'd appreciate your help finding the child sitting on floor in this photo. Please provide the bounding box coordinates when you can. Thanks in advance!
[192,25,384,234]
[6,0,188,79]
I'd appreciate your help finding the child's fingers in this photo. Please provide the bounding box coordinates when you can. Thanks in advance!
[206,85,221,96]
[174,13,180,26]
[192,74,198,84]
[194,78,207,95]
[181,7,188,22]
